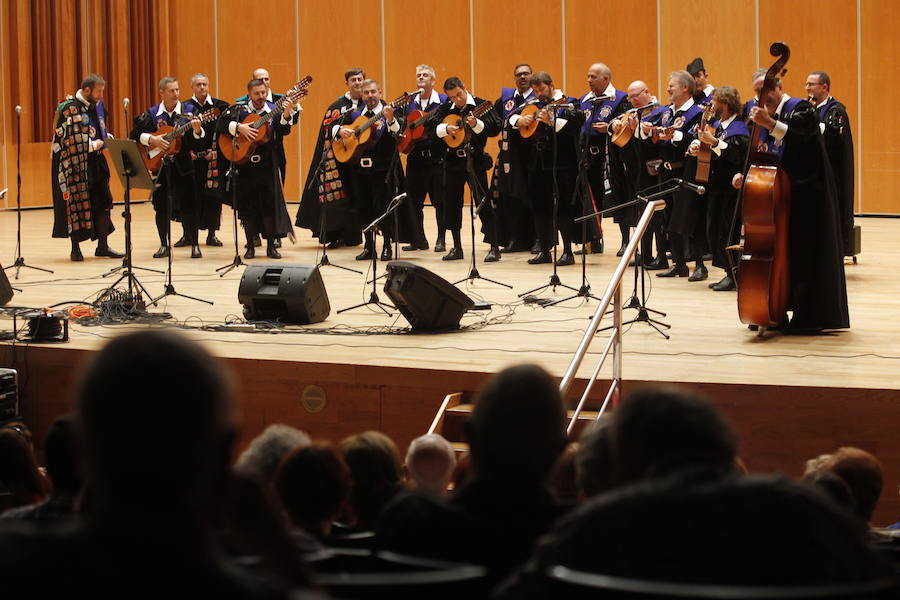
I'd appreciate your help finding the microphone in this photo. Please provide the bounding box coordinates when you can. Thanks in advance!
[673,178,706,195]
[14,105,21,116]
[123,97,130,110]
[409,88,425,96]
[589,94,614,105]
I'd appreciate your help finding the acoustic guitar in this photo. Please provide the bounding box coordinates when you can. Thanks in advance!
[397,106,440,154]
[218,75,312,164]
[332,91,416,164]
[442,100,493,148]
[693,102,717,183]
[517,97,571,139]
[141,107,220,174]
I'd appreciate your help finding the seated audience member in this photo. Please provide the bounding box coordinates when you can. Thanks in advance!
[801,469,856,514]
[0,427,47,515]
[405,433,456,496]
[377,364,569,582]
[818,447,883,525]
[0,330,304,598]
[275,443,351,553]
[497,386,891,597]
[548,442,580,504]
[1,414,81,522]
[236,424,312,483]
[574,416,613,500]
[339,430,404,531]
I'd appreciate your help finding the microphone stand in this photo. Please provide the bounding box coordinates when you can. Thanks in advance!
[337,193,402,315]
[151,153,213,305]
[217,108,247,277]
[5,106,53,278]
[453,140,511,289]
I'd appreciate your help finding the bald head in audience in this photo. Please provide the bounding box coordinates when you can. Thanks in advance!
[405,434,456,495]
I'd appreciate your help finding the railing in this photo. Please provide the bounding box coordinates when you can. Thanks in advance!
[559,199,667,434]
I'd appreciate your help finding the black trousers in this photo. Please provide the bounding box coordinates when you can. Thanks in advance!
[352,168,394,240]
[406,152,444,245]
[528,168,577,252]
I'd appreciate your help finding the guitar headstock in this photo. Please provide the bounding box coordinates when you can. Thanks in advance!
[389,90,417,108]
[283,75,313,104]
[472,100,493,118]
[200,107,221,123]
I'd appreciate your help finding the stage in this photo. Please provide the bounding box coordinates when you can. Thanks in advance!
[3,204,900,522]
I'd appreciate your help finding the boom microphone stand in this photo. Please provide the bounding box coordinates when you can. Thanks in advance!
[5,106,53,279]
[217,109,247,277]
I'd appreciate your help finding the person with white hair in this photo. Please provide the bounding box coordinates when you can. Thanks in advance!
[405,433,456,495]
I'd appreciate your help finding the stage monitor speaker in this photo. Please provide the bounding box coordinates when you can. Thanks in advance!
[0,267,12,306]
[383,261,474,332]
[238,264,330,324]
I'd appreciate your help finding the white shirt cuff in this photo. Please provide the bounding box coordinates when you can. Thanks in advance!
[229,121,239,136]
[771,120,788,140]
[471,118,484,134]
[672,130,684,143]
[193,126,205,139]
[332,124,343,139]
[819,122,825,134]
[712,139,728,156]
[91,139,103,152]
[140,133,152,146]
[387,119,400,133]
[436,123,449,138]
[509,114,521,128]
[554,118,567,133]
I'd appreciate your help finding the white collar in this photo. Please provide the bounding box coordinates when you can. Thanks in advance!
[344,92,362,105]
[266,90,274,102]
[550,89,565,101]
[363,102,385,114]
[672,97,695,112]
[775,93,790,116]
[75,90,91,107]
[191,95,213,107]
[419,89,441,106]
[248,100,270,114]
[703,84,715,96]
[515,88,533,99]
[815,96,833,109]
[585,83,617,101]
[156,101,182,116]
[465,92,477,106]
[719,114,737,129]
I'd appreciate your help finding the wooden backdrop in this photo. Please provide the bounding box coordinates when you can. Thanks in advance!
[0,0,896,215]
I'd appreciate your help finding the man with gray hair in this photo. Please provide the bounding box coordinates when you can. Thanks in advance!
[404,433,456,495]
[235,424,312,483]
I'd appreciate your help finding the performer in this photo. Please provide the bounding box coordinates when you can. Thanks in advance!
[51,74,123,262]
[642,71,705,280]
[806,70,855,257]
[687,58,715,102]
[735,71,849,332]
[399,65,447,252]
[130,77,204,259]
[221,78,299,259]
[491,63,536,254]
[611,81,670,269]
[430,77,501,261]
[509,71,585,265]
[182,73,230,250]
[688,86,749,291]
[580,63,629,255]
[334,79,402,261]
[236,68,296,184]
[295,68,366,249]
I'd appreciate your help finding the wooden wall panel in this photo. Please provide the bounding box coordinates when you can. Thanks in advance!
[565,0,658,98]
[167,1,216,99]
[660,0,757,103]
[296,0,383,202]
[760,0,860,210]
[860,0,899,214]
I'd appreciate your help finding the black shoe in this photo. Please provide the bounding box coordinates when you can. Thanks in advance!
[255,236,262,247]
[402,242,429,251]
[153,246,169,259]
[70,248,84,262]
[530,241,541,254]
[703,253,713,262]
[712,275,736,291]
[616,243,627,257]
[381,246,393,262]
[688,266,708,282]
[191,245,203,259]
[709,276,728,289]
[266,246,282,259]
[434,240,446,253]
[95,247,124,258]
[645,257,669,271]
[442,247,463,261]
[326,240,344,250]
[556,251,575,266]
[484,247,501,262]
[244,246,255,259]
[206,234,223,247]
[504,239,526,253]
[528,251,552,264]
[356,248,373,261]
[173,236,189,248]
[273,238,281,249]
[656,265,688,278]
[628,254,642,267]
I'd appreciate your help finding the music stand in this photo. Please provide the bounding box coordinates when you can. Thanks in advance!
[101,139,158,306]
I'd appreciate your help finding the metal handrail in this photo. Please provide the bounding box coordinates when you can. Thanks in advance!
[560,199,666,431]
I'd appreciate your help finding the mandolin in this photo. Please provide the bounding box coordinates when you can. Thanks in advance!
[332,91,416,164]
[518,97,571,139]
[218,75,312,164]
[141,106,221,174]
[442,100,494,148]
[610,101,659,148]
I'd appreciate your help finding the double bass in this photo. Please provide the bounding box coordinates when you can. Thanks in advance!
[734,42,792,333]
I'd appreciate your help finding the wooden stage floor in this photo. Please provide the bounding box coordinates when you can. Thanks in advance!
[2,204,900,521]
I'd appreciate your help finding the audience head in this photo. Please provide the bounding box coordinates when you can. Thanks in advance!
[576,415,614,498]
[44,414,82,494]
[405,434,456,495]
[236,424,311,482]
[275,443,351,537]
[465,364,566,483]
[339,430,402,529]
[610,385,736,486]
[802,469,856,514]
[75,330,235,513]
[548,442,580,504]
[0,428,46,511]
[819,447,883,523]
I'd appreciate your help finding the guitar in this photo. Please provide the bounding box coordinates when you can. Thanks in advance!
[141,107,221,174]
[218,75,312,164]
[610,101,659,148]
[332,91,416,164]
[651,125,677,143]
[693,102,717,183]
[397,105,440,154]
[518,97,572,139]
[442,100,493,148]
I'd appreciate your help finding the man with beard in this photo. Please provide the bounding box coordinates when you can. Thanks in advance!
[51,74,123,262]
[295,68,366,249]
